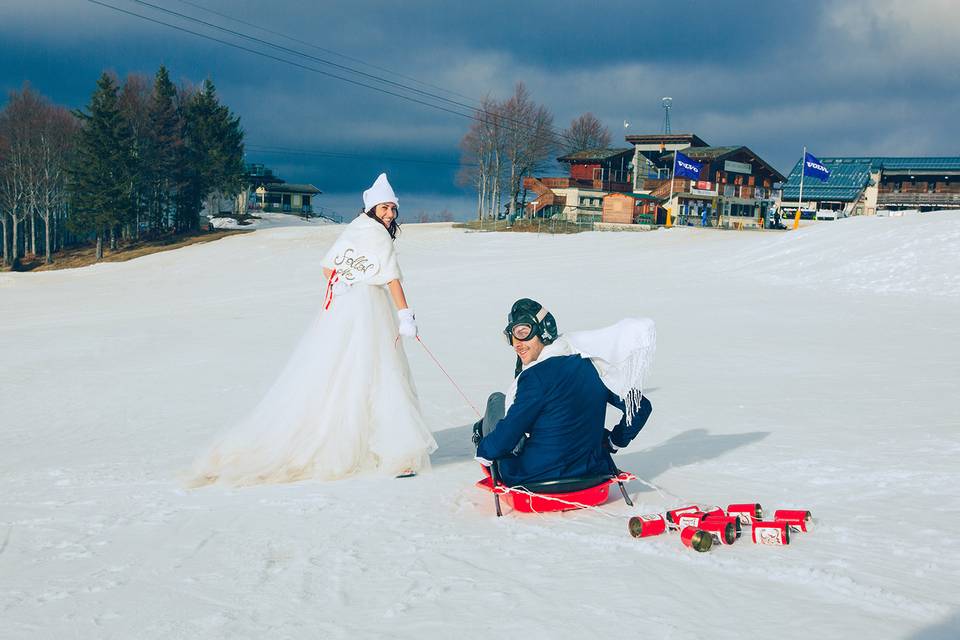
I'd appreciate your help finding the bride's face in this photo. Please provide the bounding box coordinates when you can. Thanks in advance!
[374,202,398,225]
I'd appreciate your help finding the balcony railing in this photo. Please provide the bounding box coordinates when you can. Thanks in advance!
[537,177,632,192]
[248,203,313,213]
[877,192,960,205]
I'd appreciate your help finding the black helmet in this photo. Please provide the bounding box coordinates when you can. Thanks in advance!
[504,298,558,346]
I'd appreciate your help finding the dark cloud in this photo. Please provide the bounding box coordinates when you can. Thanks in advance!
[2,0,957,218]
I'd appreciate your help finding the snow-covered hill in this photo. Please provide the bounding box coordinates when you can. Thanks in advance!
[2,213,958,639]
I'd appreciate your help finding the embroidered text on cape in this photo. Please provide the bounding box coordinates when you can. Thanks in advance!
[333,248,380,282]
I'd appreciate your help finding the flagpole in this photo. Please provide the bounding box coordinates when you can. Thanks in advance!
[793,145,806,230]
[666,151,676,228]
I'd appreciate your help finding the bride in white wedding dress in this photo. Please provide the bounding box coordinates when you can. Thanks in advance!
[189,174,437,486]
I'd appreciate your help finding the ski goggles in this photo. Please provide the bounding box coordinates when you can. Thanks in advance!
[506,323,536,342]
[503,308,549,344]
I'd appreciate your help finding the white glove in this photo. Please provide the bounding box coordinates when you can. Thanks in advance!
[331,279,353,296]
[397,308,418,338]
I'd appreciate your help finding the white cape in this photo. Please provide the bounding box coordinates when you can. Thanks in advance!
[188,215,437,486]
[506,318,656,424]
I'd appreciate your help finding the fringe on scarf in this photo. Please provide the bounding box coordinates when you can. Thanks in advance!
[610,323,656,426]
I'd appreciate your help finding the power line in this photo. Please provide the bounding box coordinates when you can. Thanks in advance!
[86,0,583,150]
[130,0,580,149]
[171,0,479,105]
[85,0,478,122]
[245,144,473,168]
[128,0,485,118]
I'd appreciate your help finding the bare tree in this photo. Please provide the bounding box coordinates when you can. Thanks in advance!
[34,105,78,263]
[458,95,504,221]
[0,85,42,264]
[459,86,556,221]
[0,129,16,266]
[562,112,612,154]
[0,85,79,266]
[501,83,556,217]
[457,121,482,219]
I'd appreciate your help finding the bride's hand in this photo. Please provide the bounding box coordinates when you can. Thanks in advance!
[397,308,418,337]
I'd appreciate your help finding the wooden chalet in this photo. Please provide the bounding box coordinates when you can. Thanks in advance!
[625,134,785,228]
[523,148,635,222]
[242,163,321,215]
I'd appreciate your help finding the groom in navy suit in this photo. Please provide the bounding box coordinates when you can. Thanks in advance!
[473,299,652,487]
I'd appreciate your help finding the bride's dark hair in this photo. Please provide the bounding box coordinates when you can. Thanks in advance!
[364,206,401,240]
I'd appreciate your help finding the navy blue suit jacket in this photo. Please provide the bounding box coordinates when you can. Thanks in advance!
[477,354,652,486]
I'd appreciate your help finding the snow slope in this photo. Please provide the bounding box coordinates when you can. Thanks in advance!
[208,210,332,230]
[1,212,959,639]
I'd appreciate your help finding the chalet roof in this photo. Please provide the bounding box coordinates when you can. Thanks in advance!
[603,192,659,201]
[782,158,872,202]
[872,156,960,173]
[781,156,960,201]
[262,183,322,195]
[663,146,786,182]
[624,133,709,147]
[790,156,960,176]
[673,146,740,160]
[557,148,633,163]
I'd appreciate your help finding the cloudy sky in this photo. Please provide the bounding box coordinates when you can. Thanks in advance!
[2,0,958,219]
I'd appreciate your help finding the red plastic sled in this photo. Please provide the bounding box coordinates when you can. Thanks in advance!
[476,467,637,516]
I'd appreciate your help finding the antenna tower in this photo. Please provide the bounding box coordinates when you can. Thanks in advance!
[662,97,673,134]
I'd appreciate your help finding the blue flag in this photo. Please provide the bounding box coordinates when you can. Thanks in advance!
[803,152,831,182]
[674,151,702,180]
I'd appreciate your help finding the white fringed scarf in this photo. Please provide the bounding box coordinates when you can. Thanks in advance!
[505,317,656,425]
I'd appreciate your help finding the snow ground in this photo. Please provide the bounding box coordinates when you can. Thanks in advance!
[1,213,959,639]
[208,211,331,230]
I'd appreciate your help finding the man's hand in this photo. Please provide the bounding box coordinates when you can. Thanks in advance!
[471,420,483,447]
[604,433,619,454]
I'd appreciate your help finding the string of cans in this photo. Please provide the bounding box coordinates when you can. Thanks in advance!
[628,503,812,552]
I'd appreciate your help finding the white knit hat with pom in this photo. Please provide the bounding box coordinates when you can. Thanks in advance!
[362,173,399,211]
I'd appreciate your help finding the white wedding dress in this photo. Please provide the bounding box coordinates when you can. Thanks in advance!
[189,215,437,486]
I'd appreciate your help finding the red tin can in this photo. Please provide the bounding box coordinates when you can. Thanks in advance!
[751,521,790,545]
[675,511,710,530]
[727,503,763,525]
[774,509,812,532]
[701,506,726,520]
[680,526,713,552]
[666,505,703,526]
[699,516,739,545]
[628,514,667,538]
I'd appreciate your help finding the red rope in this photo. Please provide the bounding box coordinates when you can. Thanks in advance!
[415,335,482,418]
[323,270,338,310]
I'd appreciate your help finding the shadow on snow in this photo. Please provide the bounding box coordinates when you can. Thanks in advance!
[430,422,770,496]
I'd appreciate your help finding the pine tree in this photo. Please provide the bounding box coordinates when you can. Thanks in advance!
[177,78,244,232]
[145,65,182,235]
[68,73,134,260]
[118,73,152,242]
